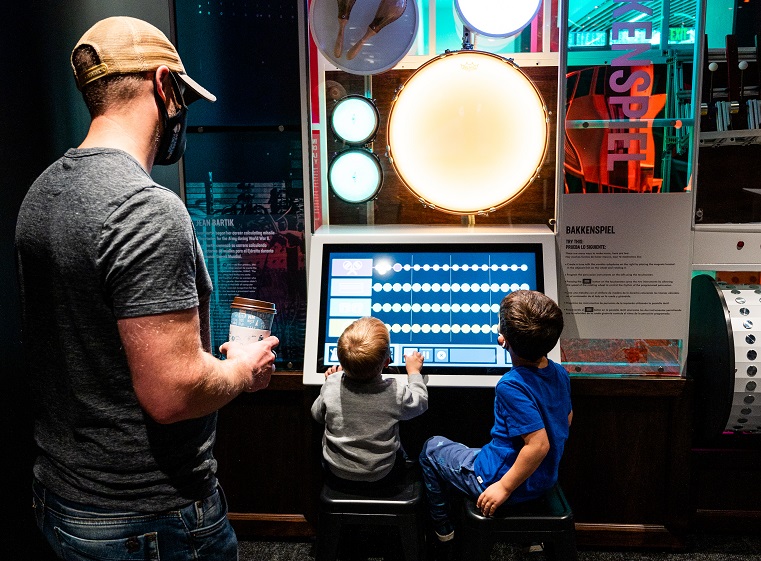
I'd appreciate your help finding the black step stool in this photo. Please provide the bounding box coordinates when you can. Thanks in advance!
[316,467,426,561]
[459,483,577,561]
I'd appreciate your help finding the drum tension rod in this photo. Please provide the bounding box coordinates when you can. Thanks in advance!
[461,26,475,50]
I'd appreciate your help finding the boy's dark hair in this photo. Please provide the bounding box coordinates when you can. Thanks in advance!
[336,317,390,381]
[499,290,563,361]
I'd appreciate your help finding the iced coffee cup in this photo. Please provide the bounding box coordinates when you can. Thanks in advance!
[228,297,276,343]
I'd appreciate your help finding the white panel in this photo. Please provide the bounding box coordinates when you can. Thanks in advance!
[693,229,761,270]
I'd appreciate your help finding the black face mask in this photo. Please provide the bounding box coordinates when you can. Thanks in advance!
[153,73,188,166]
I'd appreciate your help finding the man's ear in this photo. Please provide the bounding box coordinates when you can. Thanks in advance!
[153,65,172,102]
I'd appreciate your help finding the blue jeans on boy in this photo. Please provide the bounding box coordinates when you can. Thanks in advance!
[419,436,485,524]
[32,478,238,561]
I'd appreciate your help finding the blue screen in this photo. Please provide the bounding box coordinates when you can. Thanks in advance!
[317,243,544,375]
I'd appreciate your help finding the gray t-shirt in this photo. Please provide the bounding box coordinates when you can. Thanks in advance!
[311,372,428,481]
[15,148,215,511]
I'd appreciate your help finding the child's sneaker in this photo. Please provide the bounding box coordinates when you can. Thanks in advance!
[434,520,455,542]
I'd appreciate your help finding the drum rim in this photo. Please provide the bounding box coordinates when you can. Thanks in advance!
[386,49,550,215]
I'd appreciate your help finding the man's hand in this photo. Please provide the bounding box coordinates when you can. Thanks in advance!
[220,335,279,392]
[476,481,511,516]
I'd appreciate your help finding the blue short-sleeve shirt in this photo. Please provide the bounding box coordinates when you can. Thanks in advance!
[473,359,572,503]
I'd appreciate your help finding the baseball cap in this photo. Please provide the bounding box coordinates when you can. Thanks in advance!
[71,16,216,104]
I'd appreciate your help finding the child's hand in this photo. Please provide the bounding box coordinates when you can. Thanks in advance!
[403,351,424,375]
[324,365,343,379]
[476,482,510,516]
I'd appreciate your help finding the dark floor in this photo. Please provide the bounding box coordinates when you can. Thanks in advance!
[238,532,761,560]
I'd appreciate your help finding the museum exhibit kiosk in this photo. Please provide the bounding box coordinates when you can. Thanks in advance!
[297,0,705,548]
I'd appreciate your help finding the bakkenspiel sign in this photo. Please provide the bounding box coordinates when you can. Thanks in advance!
[566,225,616,234]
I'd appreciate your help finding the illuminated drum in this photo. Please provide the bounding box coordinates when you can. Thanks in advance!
[330,95,379,145]
[387,50,548,215]
[689,275,761,437]
[329,148,383,203]
[455,0,542,38]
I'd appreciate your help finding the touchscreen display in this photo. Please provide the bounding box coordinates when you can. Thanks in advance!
[316,243,544,375]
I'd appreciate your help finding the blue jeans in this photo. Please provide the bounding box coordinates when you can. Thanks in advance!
[32,479,238,561]
[419,436,484,524]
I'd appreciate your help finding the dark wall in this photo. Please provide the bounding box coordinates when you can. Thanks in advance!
[1,6,48,553]
[0,2,178,557]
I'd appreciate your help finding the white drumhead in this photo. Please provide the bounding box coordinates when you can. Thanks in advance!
[331,95,379,145]
[455,0,542,38]
[387,51,548,215]
[329,149,383,203]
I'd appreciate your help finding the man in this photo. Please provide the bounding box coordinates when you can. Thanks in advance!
[15,16,277,560]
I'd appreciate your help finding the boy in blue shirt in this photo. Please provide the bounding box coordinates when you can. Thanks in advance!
[419,290,573,541]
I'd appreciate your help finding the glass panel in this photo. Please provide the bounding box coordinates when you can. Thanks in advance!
[693,2,761,224]
[560,0,699,377]
[561,338,682,375]
[568,0,697,49]
[564,0,699,194]
[176,1,301,127]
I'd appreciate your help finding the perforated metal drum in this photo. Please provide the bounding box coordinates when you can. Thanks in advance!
[690,275,761,437]
[720,283,761,433]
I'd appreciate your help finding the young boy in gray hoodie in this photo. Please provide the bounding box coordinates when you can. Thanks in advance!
[311,316,428,489]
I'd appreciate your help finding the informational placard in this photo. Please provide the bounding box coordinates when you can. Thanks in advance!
[560,193,692,337]
[558,194,692,374]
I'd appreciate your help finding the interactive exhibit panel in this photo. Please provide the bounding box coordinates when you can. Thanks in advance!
[303,225,559,386]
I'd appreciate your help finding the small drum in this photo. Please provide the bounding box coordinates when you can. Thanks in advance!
[689,275,761,437]
[387,50,549,215]
[330,95,379,145]
[329,148,384,203]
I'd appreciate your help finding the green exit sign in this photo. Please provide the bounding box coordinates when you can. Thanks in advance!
[669,27,691,42]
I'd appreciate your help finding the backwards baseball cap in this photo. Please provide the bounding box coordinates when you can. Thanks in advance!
[71,16,216,104]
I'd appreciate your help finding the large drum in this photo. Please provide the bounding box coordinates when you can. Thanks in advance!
[387,50,549,215]
[689,274,761,438]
